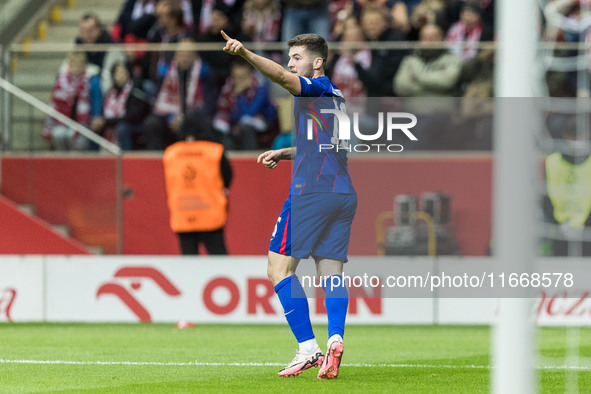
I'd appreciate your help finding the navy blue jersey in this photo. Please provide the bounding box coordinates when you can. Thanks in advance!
[290,76,356,195]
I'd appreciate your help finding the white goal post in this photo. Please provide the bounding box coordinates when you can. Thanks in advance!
[492,0,538,392]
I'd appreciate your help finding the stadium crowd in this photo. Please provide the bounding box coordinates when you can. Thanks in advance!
[44,0,500,151]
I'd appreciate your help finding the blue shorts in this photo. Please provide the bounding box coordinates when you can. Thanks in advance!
[269,193,357,261]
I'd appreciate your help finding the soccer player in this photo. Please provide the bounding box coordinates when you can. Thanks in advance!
[222,31,357,379]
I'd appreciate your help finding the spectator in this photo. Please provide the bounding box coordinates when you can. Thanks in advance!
[329,0,352,39]
[96,62,156,150]
[195,0,244,35]
[111,0,159,88]
[143,38,214,149]
[542,115,591,256]
[163,110,233,255]
[144,0,192,86]
[331,2,355,40]
[394,24,462,149]
[281,0,330,47]
[394,23,462,97]
[356,7,406,97]
[326,16,370,114]
[241,0,282,63]
[543,0,585,41]
[352,0,421,34]
[110,0,158,43]
[213,59,278,150]
[543,0,590,97]
[445,3,493,60]
[44,52,103,151]
[458,46,494,97]
[353,0,391,13]
[453,48,494,150]
[546,70,576,98]
[446,0,494,33]
[180,0,196,31]
[241,0,281,42]
[196,3,248,94]
[408,0,447,40]
[75,13,126,92]
[390,1,418,34]
[327,16,380,145]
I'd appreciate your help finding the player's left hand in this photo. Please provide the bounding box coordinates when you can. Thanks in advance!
[257,150,281,169]
[222,30,246,57]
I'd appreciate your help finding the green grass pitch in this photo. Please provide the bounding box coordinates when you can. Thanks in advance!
[1,323,590,393]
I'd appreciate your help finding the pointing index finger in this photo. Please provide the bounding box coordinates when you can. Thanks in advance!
[221,30,231,41]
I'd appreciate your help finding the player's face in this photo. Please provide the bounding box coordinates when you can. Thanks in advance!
[287,46,315,78]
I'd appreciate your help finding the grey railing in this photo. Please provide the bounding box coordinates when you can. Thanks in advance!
[0,76,123,254]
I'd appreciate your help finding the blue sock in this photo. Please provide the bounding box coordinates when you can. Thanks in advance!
[274,275,315,343]
[323,275,348,339]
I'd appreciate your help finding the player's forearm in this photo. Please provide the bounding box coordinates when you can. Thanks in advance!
[223,31,299,94]
[242,50,294,92]
[279,147,296,160]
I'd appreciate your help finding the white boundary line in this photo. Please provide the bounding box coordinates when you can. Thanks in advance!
[1,359,591,370]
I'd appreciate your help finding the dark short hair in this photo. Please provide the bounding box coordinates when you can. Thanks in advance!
[462,3,483,17]
[160,0,184,26]
[181,110,214,141]
[80,12,103,29]
[213,2,232,17]
[169,4,184,26]
[287,33,328,64]
[110,61,129,81]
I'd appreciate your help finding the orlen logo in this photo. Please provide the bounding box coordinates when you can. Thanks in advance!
[204,277,382,316]
[306,107,417,153]
[0,288,16,321]
[96,267,181,322]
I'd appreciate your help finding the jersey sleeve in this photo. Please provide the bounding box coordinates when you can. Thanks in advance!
[297,76,331,97]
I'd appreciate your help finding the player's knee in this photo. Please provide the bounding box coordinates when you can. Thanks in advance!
[266,265,285,286]
[266,262,291,286]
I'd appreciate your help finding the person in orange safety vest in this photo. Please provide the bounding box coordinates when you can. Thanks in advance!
[163,110,233,254]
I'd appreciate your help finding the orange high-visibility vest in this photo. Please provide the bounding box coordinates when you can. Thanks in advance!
[163,140,227,232]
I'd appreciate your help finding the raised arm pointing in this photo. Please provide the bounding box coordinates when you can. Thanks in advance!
[221,30,301,95]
